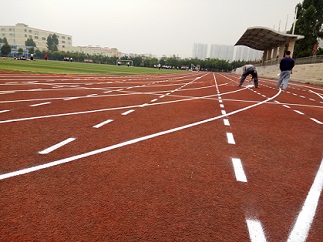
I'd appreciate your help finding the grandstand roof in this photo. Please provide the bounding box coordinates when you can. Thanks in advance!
[235,26,304,51]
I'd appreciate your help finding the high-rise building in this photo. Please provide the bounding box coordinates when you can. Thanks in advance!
[233,46,263,61]
[0,23,72,51]
[192,43,208,60]
[209,44,234,61]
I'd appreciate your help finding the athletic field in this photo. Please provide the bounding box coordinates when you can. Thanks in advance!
[0,67,322,241]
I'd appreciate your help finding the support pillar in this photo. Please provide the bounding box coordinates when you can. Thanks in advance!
[288,38,296,57]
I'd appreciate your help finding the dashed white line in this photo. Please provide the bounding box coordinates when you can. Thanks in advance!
[151,99,158,102]
[226,132,236,144]
[294,110,304,115]
[246,219,267,242]
[38,138,76,155]
[223,119,230,126]
[0,109,10,114]
[283,105,291,109]
[93,119,113,128]
[231,158,247,182]
[121,109,135,115]
[221,110,227,115]
[30,102,51,107]
[310,118,322,124]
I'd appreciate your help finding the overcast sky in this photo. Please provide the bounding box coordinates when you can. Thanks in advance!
[3,0,301,58]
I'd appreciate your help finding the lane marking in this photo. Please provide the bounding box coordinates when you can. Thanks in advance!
[226,132,236,144]
[38,138,76,155]
[231,158,247,182]
[151,99,158,102]
[310,118,322,124]
[287,158,323,242]
[0,110,10,114]
[223,119,230,126]
[246,219,267,242]
[283,105,291,109]
[294,110,304,115]
[221,110,226,115]
[30,102,51,107]
[0,89,282,180]
[121,109,135,115]
[93,119,113,128]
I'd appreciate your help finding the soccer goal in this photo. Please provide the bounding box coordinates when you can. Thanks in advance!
[116,59,133,66]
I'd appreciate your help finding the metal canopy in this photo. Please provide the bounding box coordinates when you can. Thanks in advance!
[235,26,304,51]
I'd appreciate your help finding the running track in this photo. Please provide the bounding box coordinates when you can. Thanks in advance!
[0,72,322,241]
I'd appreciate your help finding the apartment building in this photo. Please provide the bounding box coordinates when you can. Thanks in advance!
[192,43,208,60]
[0,23,72,51]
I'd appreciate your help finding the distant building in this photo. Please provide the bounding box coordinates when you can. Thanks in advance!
[0,23,72,51]
[71,45,121,58]
[209,44,234,61]
[233,46,263,61]
[192,43,208,60]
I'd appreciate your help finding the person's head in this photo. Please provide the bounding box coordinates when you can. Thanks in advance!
[285,50,291,57]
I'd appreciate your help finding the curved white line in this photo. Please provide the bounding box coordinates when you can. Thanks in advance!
[0,89,281,180]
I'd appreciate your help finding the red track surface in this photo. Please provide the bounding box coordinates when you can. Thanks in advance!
[0,72,322,241]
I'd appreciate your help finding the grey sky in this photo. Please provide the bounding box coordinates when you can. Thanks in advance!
[3,0,301,58]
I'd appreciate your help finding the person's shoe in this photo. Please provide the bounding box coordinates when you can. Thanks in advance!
[255,86,259,88]
[238,84,242,87]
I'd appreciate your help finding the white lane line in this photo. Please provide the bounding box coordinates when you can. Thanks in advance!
[151,99,158,103]
[38,138,76,155]
[294,110,304,115]
[283,105,291,109]
[223,119,230,126]
[221,110,227,115]
[231,158,247,182]
[246,219,267,242]
[309,90,323,99]
[287,158,323,242]
[93,119,113,128]
[220,104,224,108]
[0,89,282,180]
[0,110,10,114]
[121,109,135,115]
[310,118,322,124]
[226,132,236,144]
[30,102,51,107]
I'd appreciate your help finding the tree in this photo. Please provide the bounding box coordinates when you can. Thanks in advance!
[25,37,36,47]
[292,0,323,57]
[1,44,11,56]
[47,34,59,51]
[18,48,24,56]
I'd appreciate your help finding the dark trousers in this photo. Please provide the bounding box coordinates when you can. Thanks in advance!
[239,69,258,87]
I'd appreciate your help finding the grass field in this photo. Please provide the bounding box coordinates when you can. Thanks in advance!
[0,58,183,75]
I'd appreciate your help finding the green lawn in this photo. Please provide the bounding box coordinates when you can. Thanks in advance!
[0,58,183,75]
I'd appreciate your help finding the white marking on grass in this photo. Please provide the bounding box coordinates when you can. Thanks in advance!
[287,158,323,242]
[38,138,76,155]
[231,158,247,182]
[93,119,113,128]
